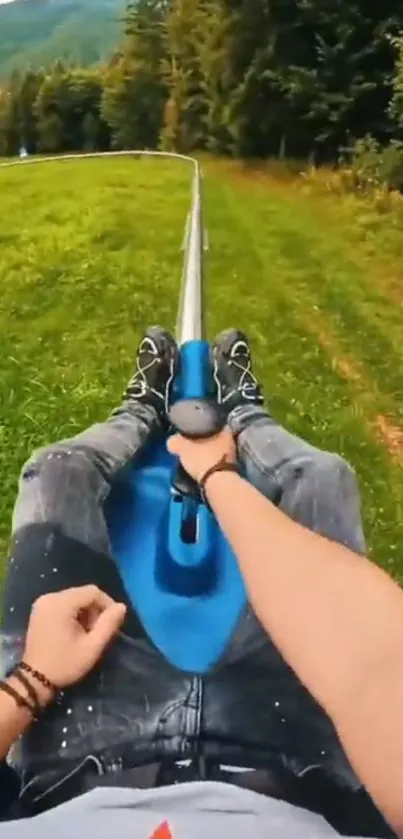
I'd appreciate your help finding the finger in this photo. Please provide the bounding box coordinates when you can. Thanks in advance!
[167,435,181,455]
[84,603,127,657]
[61,586,116,614]
[79,602,103,632]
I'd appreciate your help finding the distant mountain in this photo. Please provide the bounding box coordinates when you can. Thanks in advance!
[0,0,127,76]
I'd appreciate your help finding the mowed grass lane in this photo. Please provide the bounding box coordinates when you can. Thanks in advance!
[0,156,402,578]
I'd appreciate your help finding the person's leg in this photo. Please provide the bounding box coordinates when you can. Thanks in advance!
[232,405,365,554]
[213,329,365,554]
[1,326,178,644]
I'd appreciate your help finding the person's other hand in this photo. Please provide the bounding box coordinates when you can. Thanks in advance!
[167,427,236,483]
[23,586,126,690]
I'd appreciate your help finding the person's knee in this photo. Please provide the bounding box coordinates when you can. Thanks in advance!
[278,449,355,487]
[294,451,360,510]
[20,445,90,483]
[19,443,92,497]
[314,452,359,493]
[14,445,108,551]
[296,452,365,553]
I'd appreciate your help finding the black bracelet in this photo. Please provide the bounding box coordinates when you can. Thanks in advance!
[18,662,58,695]
[10,669,41,718]
[199,457,240,508]
[0,680,36,718]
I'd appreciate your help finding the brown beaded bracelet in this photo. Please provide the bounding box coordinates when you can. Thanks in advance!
[18,661,58,695]
[10,669,41,718]
[0,680,36,717]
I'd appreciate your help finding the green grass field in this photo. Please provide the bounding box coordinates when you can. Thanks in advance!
[0,156,402,578]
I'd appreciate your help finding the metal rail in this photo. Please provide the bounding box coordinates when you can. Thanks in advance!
[0,150,205,346]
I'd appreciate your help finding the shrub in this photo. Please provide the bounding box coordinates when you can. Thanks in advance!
[345,136,403,193]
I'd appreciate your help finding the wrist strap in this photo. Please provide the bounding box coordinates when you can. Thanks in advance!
[199,456,239,508]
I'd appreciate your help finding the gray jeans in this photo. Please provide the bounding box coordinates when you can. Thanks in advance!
[11,402,365,557]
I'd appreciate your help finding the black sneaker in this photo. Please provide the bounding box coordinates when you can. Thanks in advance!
[212,329,264,412]
[122,326,178,424]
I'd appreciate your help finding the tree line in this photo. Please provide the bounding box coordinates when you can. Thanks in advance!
[2,0,403,162]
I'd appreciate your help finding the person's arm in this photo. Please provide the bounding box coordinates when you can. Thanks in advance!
[168,430,403,835]
[0,674,53,762]
[0,586,126,762]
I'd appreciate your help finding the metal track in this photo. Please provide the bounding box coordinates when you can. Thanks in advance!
[0,150,205,346]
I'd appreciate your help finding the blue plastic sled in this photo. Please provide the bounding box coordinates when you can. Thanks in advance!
[105,156,247,674]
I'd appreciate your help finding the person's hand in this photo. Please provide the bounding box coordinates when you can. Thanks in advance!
[167,427,236,483]
[23,586,126,692]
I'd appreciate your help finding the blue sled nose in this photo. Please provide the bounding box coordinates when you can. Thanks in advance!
[105,339,247,674]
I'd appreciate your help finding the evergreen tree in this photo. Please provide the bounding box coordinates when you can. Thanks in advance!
[102,0,167,149]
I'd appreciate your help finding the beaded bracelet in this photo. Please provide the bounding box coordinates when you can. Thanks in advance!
[10,669,41,718]
[0,680,36,717]
[18,661,58,695]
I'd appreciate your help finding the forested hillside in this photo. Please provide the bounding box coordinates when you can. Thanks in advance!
[1,0,403,171]
[0,0,126,76]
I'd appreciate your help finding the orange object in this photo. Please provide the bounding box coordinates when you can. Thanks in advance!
[149,821,174,839]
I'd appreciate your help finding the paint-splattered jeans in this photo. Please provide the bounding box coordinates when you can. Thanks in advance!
[1,402,367,814]
[9,401,365,557]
